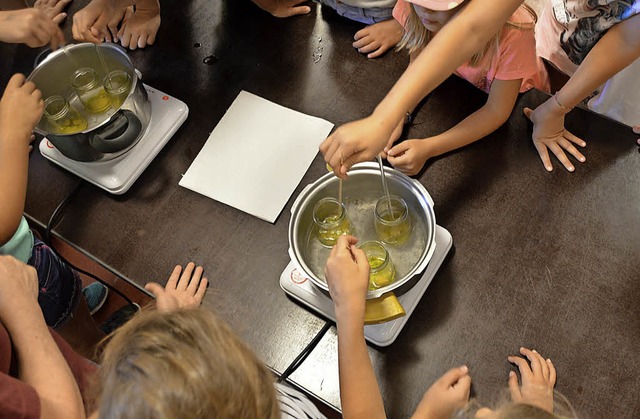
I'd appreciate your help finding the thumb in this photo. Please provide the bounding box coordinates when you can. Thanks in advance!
[144,282,164,297]
[523,107,533,121]
[508,370,522,402]
[352,246,368,267]
[387,141,410,157]
[633,125,640,134]
[284,5,312,17]
[439,366,470,387]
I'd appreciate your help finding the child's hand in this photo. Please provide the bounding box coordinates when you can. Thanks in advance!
[387,139,430,176]
[0,8,64,48]
[353,19,403,59]
[262,0,311,18]
[72,0,117,43]
[144,262,208,312]
[524,101,586,172]
[412,366,471,419]
[116,5,160,49]
[0,74,43,147]
[324,235,369,322]
[33,0,71,25]
[508,347,556,414]
[106,6,133,43]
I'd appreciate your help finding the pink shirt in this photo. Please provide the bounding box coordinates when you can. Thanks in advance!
[393,3,550,94]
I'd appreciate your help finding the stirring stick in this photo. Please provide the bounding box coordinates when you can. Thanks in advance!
[377,155,394,219]
[338,155,343,205]
[95,44,110,76]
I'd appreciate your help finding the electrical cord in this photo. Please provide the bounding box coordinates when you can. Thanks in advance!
[44,180,137,309]
[278,321,332,383]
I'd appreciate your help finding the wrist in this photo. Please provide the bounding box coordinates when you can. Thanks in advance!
[550,92,574,115]
[334,302,366,325]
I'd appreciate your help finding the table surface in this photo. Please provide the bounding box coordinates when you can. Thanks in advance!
[2,1,639,417]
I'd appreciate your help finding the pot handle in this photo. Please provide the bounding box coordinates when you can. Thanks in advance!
[90,110,142,154]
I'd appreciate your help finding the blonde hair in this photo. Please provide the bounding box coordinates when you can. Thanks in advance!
[457,390,578,419]
[397,3,537,68]
[95,309,279,419]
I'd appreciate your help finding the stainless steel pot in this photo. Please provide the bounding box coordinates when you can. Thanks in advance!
[288,162,437,299]
[28,43,151,162]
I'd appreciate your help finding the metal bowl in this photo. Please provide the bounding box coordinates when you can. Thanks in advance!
[288,162,437,299]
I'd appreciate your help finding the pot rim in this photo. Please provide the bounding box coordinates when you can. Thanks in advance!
[28,43,140,137]
[288,162,437,299]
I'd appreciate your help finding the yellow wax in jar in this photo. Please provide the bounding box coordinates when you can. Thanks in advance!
[367,255,396,290]
[82,88,111,113]
[316,214,351,247]
[375,213,412,245]
[55,115,88,134]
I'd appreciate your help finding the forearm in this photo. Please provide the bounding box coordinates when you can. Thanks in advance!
[0,135,29,246]
[4,305,84,419]
[373,0,523,128]
[557,14,640,109]
[336,312,386,419]
[425,101,511,158]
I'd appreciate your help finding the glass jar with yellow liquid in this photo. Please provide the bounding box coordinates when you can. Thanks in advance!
[43,95,88,135]
[313,197,352,247]
[359,240,396,290]
[374,195,412,245]
[71,67,111,113]
[103,70,131,109]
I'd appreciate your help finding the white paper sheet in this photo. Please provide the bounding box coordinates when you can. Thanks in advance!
[179,91,334,223]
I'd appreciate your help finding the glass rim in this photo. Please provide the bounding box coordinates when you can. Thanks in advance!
[43,95,68,119]
[103,70,131,94]
[71,67,99,91]
[358,240,390,272]
[313,197,346,227]
[374,195,408,225]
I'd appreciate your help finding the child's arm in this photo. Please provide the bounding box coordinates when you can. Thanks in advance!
[320,0,525,178]
[0,75,43,247]
[387,78,522,175]
[525,13,640,172]
[324,235,386,419]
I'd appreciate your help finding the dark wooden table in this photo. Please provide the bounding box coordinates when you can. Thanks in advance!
[2,0,639,417]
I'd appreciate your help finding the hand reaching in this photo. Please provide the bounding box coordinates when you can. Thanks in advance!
[508,347,556,414]
[34,0,71,25]
[387,139,430,176]
[117,5,160,49]
[145,262,208,312]
[0,8,64,49]
[412,366,472,419]
[524,98,586,172]
[353,19,403,59]
[0,74,43,147]
[72,0,117,43]
[320,115,396,178]
[324,235,369,320]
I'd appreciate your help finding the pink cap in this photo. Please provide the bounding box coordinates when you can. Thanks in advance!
[405,0,464,11]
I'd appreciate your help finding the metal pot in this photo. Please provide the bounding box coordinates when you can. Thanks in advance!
[288,162,437,299]
[28,43,151,162]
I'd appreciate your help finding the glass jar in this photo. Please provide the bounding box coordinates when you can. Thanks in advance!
[374,195,412,245]
[359,240,396,290]
[43,95,88,135]
[71,67,111,113]
[313,197,352,247]
[103,70,131,109]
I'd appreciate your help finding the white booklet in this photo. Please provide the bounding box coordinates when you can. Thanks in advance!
[179,91,334,223]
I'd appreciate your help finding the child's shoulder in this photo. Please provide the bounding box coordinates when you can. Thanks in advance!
[507,5,537,30]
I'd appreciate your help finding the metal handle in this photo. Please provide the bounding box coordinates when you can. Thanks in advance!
[90,110,142,153]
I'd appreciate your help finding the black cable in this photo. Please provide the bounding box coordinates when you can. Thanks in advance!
[44,180,136,309]
[278,321,333,383]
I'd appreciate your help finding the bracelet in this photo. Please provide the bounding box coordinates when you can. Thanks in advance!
[553,93,573,113]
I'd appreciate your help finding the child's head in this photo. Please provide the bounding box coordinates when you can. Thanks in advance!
[95,308,279,419]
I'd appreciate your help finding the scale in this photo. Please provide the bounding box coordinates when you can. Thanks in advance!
[280,225,452,346]
[39,85,188,195]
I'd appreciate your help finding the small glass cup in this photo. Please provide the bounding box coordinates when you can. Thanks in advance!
[374,195,412,245]
[103,70,131,109]
[313,197,352,247]
[359,240,396,290]
[43,95,88,134]
[71,67,111,113]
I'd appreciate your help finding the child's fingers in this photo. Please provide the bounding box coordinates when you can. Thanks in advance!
[520,348,543,377]
[438,365,470,387]
[358,40,381,54]
[368,47,386,59]
[508,355,533,379]
[633,125,640,134]
[178,262,196,290]
[186,266,204,293]
[532,349,549,379]
[353,27,369,41]
[523,107,533,121]
[547,142,575,172]
[166,265,182,289]
[144,281,164,297]
[547,358,556,386]
[508,370,522,402]
[533,140,553,172]
[352,35,372,49]
[558,138,585,163]
[564,128,586,147]
[7,73,26,89]
[194,277,208,301]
